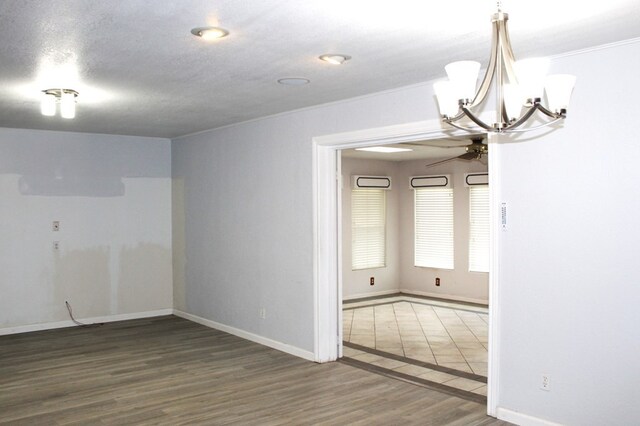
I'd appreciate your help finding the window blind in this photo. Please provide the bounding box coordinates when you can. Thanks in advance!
[414,188,454,269]
[351,189,386,270]
[469,185,490,272]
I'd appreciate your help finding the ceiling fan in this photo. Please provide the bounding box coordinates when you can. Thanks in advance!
[423,137,487,168]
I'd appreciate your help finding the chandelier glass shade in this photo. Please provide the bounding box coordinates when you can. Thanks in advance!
[434,8,576,133]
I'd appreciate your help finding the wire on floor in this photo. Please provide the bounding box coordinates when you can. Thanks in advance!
[65,301,104,328]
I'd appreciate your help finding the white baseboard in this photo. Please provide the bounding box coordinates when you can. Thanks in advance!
[400,289,488,305]
[173,309,315,362]
[497,408,562,426]
[343,289,400,301]
[0,308,174,336]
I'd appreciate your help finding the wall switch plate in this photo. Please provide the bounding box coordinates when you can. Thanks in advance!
[52,221,60,231]
[259,308,266,319]
[541,374,550,391]
[501,202,507,231]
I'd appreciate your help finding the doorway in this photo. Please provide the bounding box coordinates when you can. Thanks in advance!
[340,136,490,401]
[312,119,501,416]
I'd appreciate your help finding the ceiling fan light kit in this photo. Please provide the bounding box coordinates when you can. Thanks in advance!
[434,3,576,134]
[40,89,79,119]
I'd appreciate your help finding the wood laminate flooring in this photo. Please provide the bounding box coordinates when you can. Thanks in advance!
[0,316,508,425]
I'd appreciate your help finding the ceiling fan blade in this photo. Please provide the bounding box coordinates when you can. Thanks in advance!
[458,152,481,160]
[424,156,459,168]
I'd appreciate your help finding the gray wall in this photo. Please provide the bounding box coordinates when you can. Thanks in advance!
[496,41,640,424]
[172,39,640,424]
[172,83,441,351]
[0,128,173,329]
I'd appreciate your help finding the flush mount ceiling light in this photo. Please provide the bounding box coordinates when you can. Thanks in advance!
[356,146,413,153]
[41,89,79,119]
[190,26,229,41]
[319,54,351,65]
[277,77,311,86]
[434,2,576,133]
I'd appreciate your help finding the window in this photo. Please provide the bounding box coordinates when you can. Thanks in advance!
[351,189,386,270]
[469,185,490,272]
[414,188,454,269]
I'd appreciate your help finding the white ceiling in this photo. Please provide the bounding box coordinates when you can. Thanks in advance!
[1,0,639,138]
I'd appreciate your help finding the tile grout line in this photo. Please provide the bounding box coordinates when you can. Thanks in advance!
[453,308,488,357]
[372,305,377,351]
[347,308,355,341]
[432,306,475,375]
[391,302,407,357]
[409,302,438,362]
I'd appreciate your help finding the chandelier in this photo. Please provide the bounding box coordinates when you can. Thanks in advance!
[41,88,79,119]
[433,4,576,133]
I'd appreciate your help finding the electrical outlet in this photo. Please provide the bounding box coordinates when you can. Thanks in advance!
[259,308,266,319]
[541,374,550,391]
[370,277,375,286]
[435,277,440,286]
[53,241,60,250]
[52,221,60,231]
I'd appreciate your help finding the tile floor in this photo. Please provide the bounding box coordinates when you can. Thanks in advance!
[343,297,488,376]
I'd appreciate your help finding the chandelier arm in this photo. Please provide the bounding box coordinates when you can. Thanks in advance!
[498,18,519,84]
[444,110,469,123]
[502,104,541,130]
[502,117,564,133]
[536,104,564,119]
[471,22,500,107]
[460,106,497,131]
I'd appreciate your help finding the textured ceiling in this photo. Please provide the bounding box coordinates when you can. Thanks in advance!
[1,0,639,138]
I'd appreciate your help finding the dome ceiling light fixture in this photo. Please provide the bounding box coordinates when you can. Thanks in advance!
[190,26,229,41]
[434,2,577,134]
[319,54,351,65]
[40,88,79,119]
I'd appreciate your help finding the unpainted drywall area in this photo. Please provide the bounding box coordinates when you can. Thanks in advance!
[0,127,173,329]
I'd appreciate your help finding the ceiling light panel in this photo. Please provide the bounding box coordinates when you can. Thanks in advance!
[277,78,311,86]
[356,147,412,153]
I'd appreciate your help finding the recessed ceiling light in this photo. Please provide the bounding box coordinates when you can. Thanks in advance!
[191,26,229,41]
[277,78,311,86]
[319,54,351,65]
[356,147,413,153]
